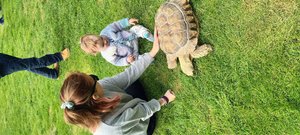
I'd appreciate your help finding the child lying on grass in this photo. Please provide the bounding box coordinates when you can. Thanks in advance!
[80,18,154,66]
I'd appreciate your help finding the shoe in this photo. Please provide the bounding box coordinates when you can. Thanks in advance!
[130,25,154,42]
[61,48,70,60]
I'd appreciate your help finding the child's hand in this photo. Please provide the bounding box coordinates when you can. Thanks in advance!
[129,18,138,25]
[127,55,136,63]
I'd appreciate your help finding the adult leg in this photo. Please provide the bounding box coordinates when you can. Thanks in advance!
[124,80,157,135]
[18,52,63,69]
[147,115,157,135]
[125,80,148,100]
[0,53,19,78]
[0,53,19,61]
[0,52,63,78]
[27,67,59,79]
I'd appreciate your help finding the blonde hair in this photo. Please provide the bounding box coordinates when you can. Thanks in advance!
[80,34,104,55]
[60,72,120,130]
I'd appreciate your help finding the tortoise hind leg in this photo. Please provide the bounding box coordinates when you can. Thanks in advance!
[191,44,213,58]
[178,55,194,76]
[167,54,177,69]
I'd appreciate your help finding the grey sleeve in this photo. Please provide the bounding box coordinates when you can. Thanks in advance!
[117,99,161,124]
[101,53,154,89]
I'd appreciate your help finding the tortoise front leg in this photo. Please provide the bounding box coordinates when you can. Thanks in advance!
[166,54,177,69]
[178,54,194,76]
[191,44,213,58]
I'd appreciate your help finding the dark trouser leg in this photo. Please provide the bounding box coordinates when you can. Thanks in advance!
[125,80,148,100]
[147,115,157,135]
[0,16,3,24]
[17,52,63,69]
[0,52,63,78]
[0,53,18,60]
[0,53,16,77]
[124,80,157,135]
[27,67,59,79]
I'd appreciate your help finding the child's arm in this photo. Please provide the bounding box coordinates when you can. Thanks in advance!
[107,18,131,32]
[100,18,138,43]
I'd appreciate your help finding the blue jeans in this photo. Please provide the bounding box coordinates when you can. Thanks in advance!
[0,16,3,24]
[0,52,63,79]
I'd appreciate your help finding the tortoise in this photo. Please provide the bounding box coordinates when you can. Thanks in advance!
[155,0,212,76]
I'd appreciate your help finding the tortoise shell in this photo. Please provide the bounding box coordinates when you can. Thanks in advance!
[155,0,199,55]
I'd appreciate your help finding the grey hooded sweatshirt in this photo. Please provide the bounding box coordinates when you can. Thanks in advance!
[93,53,161,135]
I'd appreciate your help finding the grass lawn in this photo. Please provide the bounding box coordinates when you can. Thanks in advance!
[0,0,299,134]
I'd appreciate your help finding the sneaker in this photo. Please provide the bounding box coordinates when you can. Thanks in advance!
[130,25,154,42]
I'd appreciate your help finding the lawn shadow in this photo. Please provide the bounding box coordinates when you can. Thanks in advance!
[140,53,176,98]
[283,38,300,57]
[190,0,214,76]
[286,97,300,112]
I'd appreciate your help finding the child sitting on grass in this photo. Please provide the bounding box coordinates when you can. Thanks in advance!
[80,18,154,66]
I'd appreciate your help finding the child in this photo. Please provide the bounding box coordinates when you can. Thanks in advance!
[80,18,154,66]
[0,48,70,79]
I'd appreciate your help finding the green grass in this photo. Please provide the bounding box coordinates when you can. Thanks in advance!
[0,0,299,134]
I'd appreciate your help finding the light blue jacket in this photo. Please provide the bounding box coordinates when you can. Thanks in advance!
[100,18,139,66]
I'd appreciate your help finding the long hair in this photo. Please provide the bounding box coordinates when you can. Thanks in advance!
[60,72,120,130]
